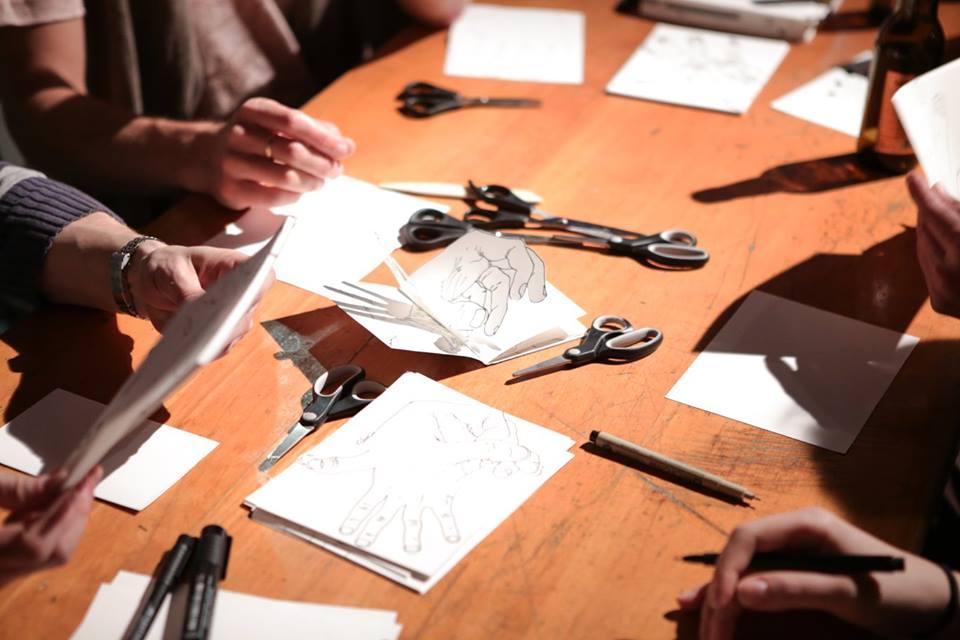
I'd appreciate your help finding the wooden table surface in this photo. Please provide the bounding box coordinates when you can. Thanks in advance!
[3,1,960,638]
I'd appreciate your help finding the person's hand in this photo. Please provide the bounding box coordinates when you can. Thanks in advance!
[908,171,960,317]
[205,97,356,210]
[440,234,547,336]
[126,241,261,334]
[0,467,102,583]
[677,508,958,639]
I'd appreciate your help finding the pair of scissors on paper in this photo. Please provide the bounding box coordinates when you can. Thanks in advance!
[396,82,541,118]
[258,365,386,471]
[512,316,663,378]
[399,209,709,268]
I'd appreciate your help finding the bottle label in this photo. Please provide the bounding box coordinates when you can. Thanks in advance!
[875,70,915,156]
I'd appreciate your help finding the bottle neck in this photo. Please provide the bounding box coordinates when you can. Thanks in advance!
[895,0,939,20]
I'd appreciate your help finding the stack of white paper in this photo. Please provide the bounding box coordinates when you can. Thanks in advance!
[606,24,790,115]
[206,176,447,297]
[71,571,402,639]
[0,389,217,511]
[894,57,960,200]
[772,52,871,137]
[444,4,585,84]
[246,372,575,592]
[325,230,586,364]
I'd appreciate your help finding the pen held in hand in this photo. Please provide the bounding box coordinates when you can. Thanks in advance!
[682,552,906,574]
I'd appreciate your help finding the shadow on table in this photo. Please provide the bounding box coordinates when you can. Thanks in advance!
[692,153,896,203]
[666,608,877,639]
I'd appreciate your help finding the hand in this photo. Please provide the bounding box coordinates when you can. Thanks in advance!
[126,241,261,334]
[205,97,356,210]
[0,467,102,583]
[440,234,547,335]
[677,508,959,639]
[908,171,960,317]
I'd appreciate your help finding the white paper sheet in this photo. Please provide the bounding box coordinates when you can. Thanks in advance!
[207,176,448,296]
[71,571,402,640]
[772,52,871,137]
[324,231,586,364]
[0,390,217,511]
[666,291,918,453]
[606,24,790,115]
[444,4,585,84]
[894,57,960,200]
[246,372,575,592]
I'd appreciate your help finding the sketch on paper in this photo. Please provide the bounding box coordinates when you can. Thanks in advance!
[299,402,541,553]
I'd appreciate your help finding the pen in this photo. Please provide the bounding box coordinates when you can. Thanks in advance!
[125,534,196,640]
[682,552,906,574]
[588,430,757,502]
[182,525,232,640]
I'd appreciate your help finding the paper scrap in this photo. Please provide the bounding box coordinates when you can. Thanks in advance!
[444,4,585,84]
[666,290,918,453]
[606,24,790,115]
[772,52,871,137]
[0,389,217,511]
[246,372,575,592]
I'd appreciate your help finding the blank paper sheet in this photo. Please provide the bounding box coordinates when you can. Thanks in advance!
[666,291,918,453]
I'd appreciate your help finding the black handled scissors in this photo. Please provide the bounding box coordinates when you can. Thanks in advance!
[397,82,541,119]
[512,315,663,378]
[259,365,386,471]
[398,209,559,251]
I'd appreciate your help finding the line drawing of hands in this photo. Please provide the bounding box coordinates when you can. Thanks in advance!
[298,402,541,553]
[440,234,547,336]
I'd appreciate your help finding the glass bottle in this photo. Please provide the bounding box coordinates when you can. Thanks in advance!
[857,0,944,174]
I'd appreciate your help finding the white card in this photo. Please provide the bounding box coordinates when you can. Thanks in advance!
[246,372,574,591]
[666,291,918,453]
[606,24,790,114]
[0,389,217,511]
[207,176,447,296]
[772,52,870,137]
[444,4,585,84]
[894,57,960,200]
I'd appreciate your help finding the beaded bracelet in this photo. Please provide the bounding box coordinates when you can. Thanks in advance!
[110,236,158,317]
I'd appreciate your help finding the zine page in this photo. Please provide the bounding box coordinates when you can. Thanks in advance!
[666,291,918,453]
[0,390,217,511]
[894,57,960,200]
[325,231,586,364]
[444,4,585,84]
[207,176,447,296]
[772,52,871,137]
[606,24,790,114]
[246,372,575,592]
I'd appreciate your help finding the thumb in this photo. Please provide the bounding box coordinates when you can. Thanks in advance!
[155,257,205,307]
[737,572,866,619]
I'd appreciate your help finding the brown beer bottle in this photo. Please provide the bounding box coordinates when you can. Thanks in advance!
[868,0,895,24]
[857,0,944,173]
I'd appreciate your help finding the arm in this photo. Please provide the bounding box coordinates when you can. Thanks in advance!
[396,0,467,26]
[0,20,354,209]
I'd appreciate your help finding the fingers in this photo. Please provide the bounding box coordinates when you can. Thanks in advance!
[735,572,866,618]
[678,583,708,609]
[340,485,386,538]
[401,503,424,553]
[214,178,303,211]
[226,122,344,180]
[222,153,325,194]
[478,267,511,335]
[0,472,61,511]
[441,257,489,301]
[430,493,460,543]
[355,495,401,548]
[186,247,249,288]
[504,244,547,301]
[234,97,355,162]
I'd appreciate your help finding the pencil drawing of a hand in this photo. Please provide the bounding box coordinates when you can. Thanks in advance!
[299,402,541,552]
[440,234,547,336]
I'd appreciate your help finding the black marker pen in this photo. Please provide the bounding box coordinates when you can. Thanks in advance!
[181,525,231,640]
[126,534,196,640]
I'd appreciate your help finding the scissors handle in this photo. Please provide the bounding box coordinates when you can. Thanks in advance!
[400,209,474,251]
[328,380,388,419]
[609,230,709,268]
[462,207,531,229]
[595,327,663,362]
[564,315,632,363]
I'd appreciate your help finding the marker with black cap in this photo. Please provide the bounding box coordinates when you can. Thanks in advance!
[125,534,196,640]
[182,525,232,640]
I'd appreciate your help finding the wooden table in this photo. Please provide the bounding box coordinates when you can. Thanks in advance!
[3,2,960,638]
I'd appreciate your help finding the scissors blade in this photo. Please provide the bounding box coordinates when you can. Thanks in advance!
[259,423,315,471]
[379,182,543,204]
[479,98,542,108]
[511,354,572,378]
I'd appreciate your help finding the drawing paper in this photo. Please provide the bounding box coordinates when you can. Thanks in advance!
[207,176,448,296]
[606,24,790,114]
[0,390,217,511]
[71,571,402,640]
[773,52,871,137]
[246,372,575,592]
[894,57,960,200]
[444,4,585,84]
[666,291,918,453]
[325,231,586,364]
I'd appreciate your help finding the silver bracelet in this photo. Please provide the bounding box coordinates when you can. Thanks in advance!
[110,236,158,317]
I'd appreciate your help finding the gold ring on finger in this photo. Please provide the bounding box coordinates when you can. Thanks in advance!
[265,134,276,160]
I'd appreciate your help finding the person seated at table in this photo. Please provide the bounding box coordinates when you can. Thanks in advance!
[676,175,960,639]
[0,0,467,216]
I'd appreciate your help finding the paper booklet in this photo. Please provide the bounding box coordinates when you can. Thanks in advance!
[324,230,586,365]
[893,57,960,200]
[245,372,575,593]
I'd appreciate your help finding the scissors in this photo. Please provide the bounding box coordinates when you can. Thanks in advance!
[397,82,541,119]
[399,209,709,268]
[512,316,663,378]
[258,365,386,471]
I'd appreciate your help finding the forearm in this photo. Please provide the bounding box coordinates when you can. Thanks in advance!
[397,0,466,25]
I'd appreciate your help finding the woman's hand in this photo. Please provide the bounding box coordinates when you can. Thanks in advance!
[908,171,960,317]
[678,508,959,639]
